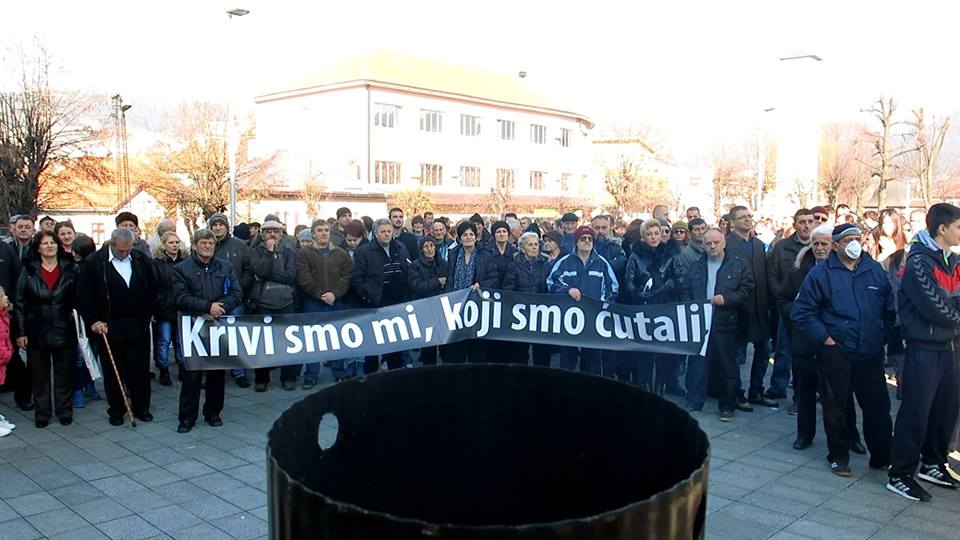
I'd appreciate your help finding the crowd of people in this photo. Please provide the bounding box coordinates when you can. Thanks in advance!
[0,201,958,504]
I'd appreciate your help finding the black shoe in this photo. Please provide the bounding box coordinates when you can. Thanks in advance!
[17,401,35,412]
[764,389,787,400]
[177,421,194,433]
[719,409,733,422]
[236,376,251,389]
[109,416,124,427]
[830,461,852,477]
[135,412,153,423]
[849,440,867,455]
[887,475,932,501]
[793,437,812,450]
[748,396,780,409]
[59,417,73,426]
[35,419,49,428]
[918,463,960,489]
[158,368,172,387]
[735,400,754,412]
[205,416,223,427]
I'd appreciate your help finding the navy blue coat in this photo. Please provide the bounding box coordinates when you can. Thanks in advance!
[791,251,895,359]
[408,255,449,300]
[546,250,618,302]
[503,253,550,294]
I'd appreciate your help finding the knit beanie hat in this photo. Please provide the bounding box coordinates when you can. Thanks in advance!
[490,220,510,236]
[573,225,596,242]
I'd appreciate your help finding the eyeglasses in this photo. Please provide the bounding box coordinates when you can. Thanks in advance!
[672,230,687,234]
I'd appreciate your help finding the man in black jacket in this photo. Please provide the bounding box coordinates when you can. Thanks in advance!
[766,208,815,401]
[888,203,960,501]
[173,229,243,433]
[248,220,300,391]
[351,218,410,373]
[78,228,160,426]
[209,212,255,387]
[683,228,754,420]
[389,207,420,260]
[725,205,778,409]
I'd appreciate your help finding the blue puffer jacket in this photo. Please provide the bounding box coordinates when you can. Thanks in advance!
[791,251,895,359]
[546,250,618,302]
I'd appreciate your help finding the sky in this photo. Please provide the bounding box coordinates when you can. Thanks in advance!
[5,0,960,162]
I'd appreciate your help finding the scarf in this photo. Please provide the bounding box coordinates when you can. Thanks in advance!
[453,247,477,290]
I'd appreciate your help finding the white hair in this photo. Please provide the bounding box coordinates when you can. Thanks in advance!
[811,224,834,238]
[517,231,540,248]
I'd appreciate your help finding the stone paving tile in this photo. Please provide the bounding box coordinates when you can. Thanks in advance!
[47,524,111,540]
[187,471,245,493]
[209,512,268,540]
[24,507,90,537]
[5,490,65,516]
[179,497,243,521]
[217,486,267,511]
[0,517,44,540]
[72,497,133,524]
[170,522,234,540]
[0,499,18,523]
[139,504,204,533]
[96,514,163,540]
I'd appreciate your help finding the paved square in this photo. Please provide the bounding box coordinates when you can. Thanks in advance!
[1,360,957,539]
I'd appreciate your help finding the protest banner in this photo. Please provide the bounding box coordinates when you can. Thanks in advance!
[182,289,713,370]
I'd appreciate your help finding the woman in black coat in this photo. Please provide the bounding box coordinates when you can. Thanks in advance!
[153,231,188,385]
[503,231,552,366]
[621,219,687,392]
[12,231,79,427]
[442,221,494,363]
[408,236,449,365]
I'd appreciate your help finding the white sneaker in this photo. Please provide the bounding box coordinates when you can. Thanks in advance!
[0,415,14,431]
[0,424,11,437]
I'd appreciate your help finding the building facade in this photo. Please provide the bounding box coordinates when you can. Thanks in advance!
[253,52,595,217]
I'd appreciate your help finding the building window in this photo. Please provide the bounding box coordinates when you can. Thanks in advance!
[420,109,442,133]
[560,128,571,147]
[529,171,546,191]
[420,163,443,186]
[496,168,515,189]
[91,222,105,245]
[560,173,572,191]
[530,124,547,144]
[460,166,481,187]
[460,115,481,137]
[374,160,401,184]
[374,103,399,128]
[498,119,515,141]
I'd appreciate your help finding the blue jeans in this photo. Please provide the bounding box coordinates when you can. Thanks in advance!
[684,354,708,409]
[155,320,184,368]
[230,305,248,379]
[301,298,362,381]
[769,320,791,394]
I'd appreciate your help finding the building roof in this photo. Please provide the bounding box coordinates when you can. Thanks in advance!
[255,51,593,128]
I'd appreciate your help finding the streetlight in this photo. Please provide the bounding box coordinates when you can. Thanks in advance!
[779,54,822,62]
[226,8,249,227]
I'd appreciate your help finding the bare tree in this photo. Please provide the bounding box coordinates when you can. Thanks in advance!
[0,43,105,218]
[151,102,280,232]
[859,97,915,209]
[906,108,951,208]
[603,156,640,220]
[819,122,873,210]
[393,188,435,217]
[711,143,753,216]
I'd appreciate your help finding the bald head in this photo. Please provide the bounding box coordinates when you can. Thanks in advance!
[703,228,725,260]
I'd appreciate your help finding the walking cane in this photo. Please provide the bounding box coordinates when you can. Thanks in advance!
[101,334,137,428]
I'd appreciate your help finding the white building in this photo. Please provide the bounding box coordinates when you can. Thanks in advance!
[252,51,595,217]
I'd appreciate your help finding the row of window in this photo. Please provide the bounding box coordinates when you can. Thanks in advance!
[373,160,571,190]
[374,103,571,146]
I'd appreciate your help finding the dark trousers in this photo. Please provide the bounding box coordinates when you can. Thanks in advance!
[28,345,74,422]
[818,346,892,466]
[738,337,771,399]
[101,322,151,419]
[254,305,300,384]
[363,352,403,373]
[439,340,486,365]
[616,351,641,385]
[890,348,960,477]
[707,330,739,412]
[794,354,860,442]
[5,348,33,405]
[577,348,604,376]
[420,346,439,366]
[179,369,225,423]
[531,344,552,367]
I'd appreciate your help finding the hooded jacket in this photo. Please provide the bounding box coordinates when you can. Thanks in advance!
[546,249,618,302]
[897,229,960,350]
[791,251,895,359]
[623,238,687,305]
[680,241,705,268]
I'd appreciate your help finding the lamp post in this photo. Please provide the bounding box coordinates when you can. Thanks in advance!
[777,53,823,205]
[226,8,249,227]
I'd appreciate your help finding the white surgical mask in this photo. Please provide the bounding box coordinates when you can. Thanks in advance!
[844,240,863,260]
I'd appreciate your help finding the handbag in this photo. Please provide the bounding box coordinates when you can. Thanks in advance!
[73,310,102,381]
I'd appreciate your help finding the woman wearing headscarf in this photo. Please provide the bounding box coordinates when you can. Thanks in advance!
[408,235,449,365]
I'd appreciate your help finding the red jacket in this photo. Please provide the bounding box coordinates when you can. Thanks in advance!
[0,308,12,385]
